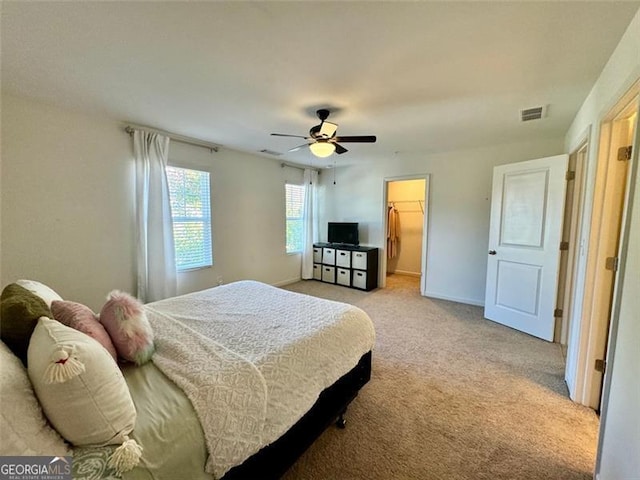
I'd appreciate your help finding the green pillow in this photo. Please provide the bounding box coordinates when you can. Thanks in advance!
[0,283,52,365]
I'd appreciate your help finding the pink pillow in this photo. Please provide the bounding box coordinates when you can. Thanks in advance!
[99,291,154,365]
[51,300,117,361]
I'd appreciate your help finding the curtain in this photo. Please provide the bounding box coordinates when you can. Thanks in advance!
[301,168,319,279]
[133,129,177,303]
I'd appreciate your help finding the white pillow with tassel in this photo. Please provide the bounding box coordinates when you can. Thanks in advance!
[28,317,143,474]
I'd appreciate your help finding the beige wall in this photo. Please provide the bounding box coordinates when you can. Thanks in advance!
[387,179,426,276]
[562,8,640,480]
[320,137,565,305]
[1,94,303,311]
[1,95,136,311]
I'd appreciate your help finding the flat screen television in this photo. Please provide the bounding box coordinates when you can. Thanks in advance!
[328,222,359,245]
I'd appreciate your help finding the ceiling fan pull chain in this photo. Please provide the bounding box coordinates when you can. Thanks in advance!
[333,157,337,185]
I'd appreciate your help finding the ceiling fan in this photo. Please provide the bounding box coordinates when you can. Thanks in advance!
[271,109,376,158]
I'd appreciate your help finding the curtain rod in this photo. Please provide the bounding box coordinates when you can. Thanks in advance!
[280,162,320,173]
[124,124,220,152]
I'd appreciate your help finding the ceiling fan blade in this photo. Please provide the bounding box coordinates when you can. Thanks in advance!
[334,143,348,155]
[288,143,312,153]
[319,121,338,138]
[271,133,311,139]
[334,135,377,143]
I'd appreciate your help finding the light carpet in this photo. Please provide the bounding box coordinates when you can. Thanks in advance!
[282,274,598,480]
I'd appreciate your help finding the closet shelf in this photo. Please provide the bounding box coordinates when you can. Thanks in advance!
[388,200,424,214]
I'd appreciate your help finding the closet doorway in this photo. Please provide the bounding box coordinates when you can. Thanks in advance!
[381,175,430,294]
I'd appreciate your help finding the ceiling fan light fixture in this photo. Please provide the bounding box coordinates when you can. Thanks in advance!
[309,142,335,158]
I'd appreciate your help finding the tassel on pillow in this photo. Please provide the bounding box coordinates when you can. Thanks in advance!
[108,435,143,475]
[43,346,86,384]
[99,290,155,365]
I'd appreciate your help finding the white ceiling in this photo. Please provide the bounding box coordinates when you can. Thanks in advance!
[2,1,639,167]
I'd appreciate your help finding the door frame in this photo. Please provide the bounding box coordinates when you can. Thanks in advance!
[380,174,430,295]
[595,85,640,477]
[556,140,588,348]
[566,79,639,409]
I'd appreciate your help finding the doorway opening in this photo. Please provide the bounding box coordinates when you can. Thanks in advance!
[381,175,430,294]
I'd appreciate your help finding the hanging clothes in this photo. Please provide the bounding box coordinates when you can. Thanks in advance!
[387,205,400,259]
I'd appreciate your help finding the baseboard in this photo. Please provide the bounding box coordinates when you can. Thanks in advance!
[273,277,302,287]
[423,290,484,307]
[390,270,421,278]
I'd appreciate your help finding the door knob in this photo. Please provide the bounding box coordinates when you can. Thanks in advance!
[488,250,497,255]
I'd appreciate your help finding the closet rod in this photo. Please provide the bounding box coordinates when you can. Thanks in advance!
[389,200,424,214]
[124,124,220,152]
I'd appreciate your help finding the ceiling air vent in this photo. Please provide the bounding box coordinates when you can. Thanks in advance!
[259,149,282,156]
[520,105,547,122]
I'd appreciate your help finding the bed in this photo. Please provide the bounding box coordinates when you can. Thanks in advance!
[70,280,375,479]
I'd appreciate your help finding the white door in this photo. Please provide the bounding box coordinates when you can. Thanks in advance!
[484,155,568,341]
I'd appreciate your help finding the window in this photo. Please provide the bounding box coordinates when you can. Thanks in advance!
[285,183,305,253]
[166,166,213,270]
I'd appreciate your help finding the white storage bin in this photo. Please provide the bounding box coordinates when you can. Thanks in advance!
[322,248,336,265]
[322,265,336,283]
[313,264,322,280]
[336,250,351,268]
[352,251,368,270]
[336,268,351,286]
[313,248,323,264]
[352,270,368,290]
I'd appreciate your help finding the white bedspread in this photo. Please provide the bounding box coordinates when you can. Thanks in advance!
[145,280,375,479]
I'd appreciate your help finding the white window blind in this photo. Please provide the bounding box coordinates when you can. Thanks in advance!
[285,183,305,254]
[166,166,213,270]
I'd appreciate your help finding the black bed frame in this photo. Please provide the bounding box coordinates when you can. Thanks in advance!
[221,351,372,480]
